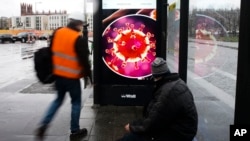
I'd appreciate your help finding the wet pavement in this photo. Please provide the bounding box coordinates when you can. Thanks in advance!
[0,80,141,141]
[0,76,234,141]
[0,40,235,141]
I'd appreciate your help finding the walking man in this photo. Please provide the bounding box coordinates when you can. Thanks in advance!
[35,13,92,140]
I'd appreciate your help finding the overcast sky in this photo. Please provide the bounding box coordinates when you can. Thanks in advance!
[189,0,241,9]
[0,0,241,17]
[0,0,87,17]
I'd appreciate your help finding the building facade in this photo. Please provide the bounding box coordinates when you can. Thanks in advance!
[84,0,94,32]
[48,14,68,30]
[11,3,68,30]
[86,13,93,32]
[9,3,94,32]
[0,17,11,30]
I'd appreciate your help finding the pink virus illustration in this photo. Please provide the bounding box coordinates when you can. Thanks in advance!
[102,15,156,79]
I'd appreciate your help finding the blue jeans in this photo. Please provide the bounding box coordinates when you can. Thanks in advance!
[40,76,82,132]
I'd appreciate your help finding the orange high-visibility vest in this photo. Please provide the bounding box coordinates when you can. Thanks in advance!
[52,27,83,79]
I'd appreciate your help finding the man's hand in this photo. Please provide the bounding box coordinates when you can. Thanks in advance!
[83,76,92,89]
[83,68,92,89]
[125,124,130,132]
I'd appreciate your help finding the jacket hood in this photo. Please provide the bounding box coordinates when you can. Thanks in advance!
[154,73,179,90]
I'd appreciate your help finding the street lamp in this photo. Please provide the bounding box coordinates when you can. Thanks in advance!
[35,2,42,13]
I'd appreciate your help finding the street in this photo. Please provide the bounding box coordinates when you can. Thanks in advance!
[188,41,238,97]
[0,41,74,141]
[0,41,47,88]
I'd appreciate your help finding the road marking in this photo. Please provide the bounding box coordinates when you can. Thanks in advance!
[211,67,236,80]
[167,58,235,109]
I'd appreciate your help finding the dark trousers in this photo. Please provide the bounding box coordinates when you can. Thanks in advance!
[40,76,82,132]
[116,133,152,141]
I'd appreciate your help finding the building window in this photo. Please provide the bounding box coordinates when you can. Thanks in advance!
[35,16,41,30]
[25,17,31,27]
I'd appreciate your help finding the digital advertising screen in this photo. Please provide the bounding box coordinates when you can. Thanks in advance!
[101,0,157,79]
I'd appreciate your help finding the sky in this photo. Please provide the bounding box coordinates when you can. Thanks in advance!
[0,0,241,17]
[0,0,90,17]
[169,0,241,9]
[189,0,241,9]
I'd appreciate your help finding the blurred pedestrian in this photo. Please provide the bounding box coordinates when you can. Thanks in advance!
[35,13,92,140]
[116,57,198,141]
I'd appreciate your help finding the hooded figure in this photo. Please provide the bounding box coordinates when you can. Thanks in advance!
[117,57,198,141]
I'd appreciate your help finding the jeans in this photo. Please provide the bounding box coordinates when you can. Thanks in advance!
[40,76,82,132]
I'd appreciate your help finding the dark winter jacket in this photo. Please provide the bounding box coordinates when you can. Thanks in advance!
[129,73,198,141]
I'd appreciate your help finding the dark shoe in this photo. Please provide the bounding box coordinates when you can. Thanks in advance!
[35,125,48,140]
[70,128,88,138]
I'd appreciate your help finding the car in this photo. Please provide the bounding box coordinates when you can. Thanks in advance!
[15,32,37,43]
[0,33,16,43]
[46,34,53,45]
[38,33,50,40]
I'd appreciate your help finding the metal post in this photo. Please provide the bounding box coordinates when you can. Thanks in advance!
[83,23,89,41]
[234,0,250,125]
[178,0,189,83]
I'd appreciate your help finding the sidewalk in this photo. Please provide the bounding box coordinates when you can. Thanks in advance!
[79,94,143,141]
[189,38,238,49]
[0,79,143,141]
[72,81,234,141]
[0,56,233,141]
[0,76,234,141]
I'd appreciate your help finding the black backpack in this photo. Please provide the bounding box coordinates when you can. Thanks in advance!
[34,47,55,84]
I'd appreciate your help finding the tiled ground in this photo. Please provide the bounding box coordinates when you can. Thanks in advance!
[75,97,144,141]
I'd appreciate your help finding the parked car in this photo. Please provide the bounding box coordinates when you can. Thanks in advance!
[15,32,37,43]
[38,33,50,40]
[0,33,16,43]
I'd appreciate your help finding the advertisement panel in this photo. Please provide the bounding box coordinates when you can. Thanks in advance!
[102,0,157,80]
[94,0,160,105]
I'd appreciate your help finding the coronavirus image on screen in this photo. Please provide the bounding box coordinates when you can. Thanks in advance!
[101,0,157,79]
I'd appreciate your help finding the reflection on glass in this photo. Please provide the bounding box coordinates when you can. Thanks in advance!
[167,1,180,72]
[191,13,227,78]
[186,0,240,141]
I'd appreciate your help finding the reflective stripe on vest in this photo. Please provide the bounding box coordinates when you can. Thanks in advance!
[52,27,83,79]
[54,52,78,61]
[54,65,81,74]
